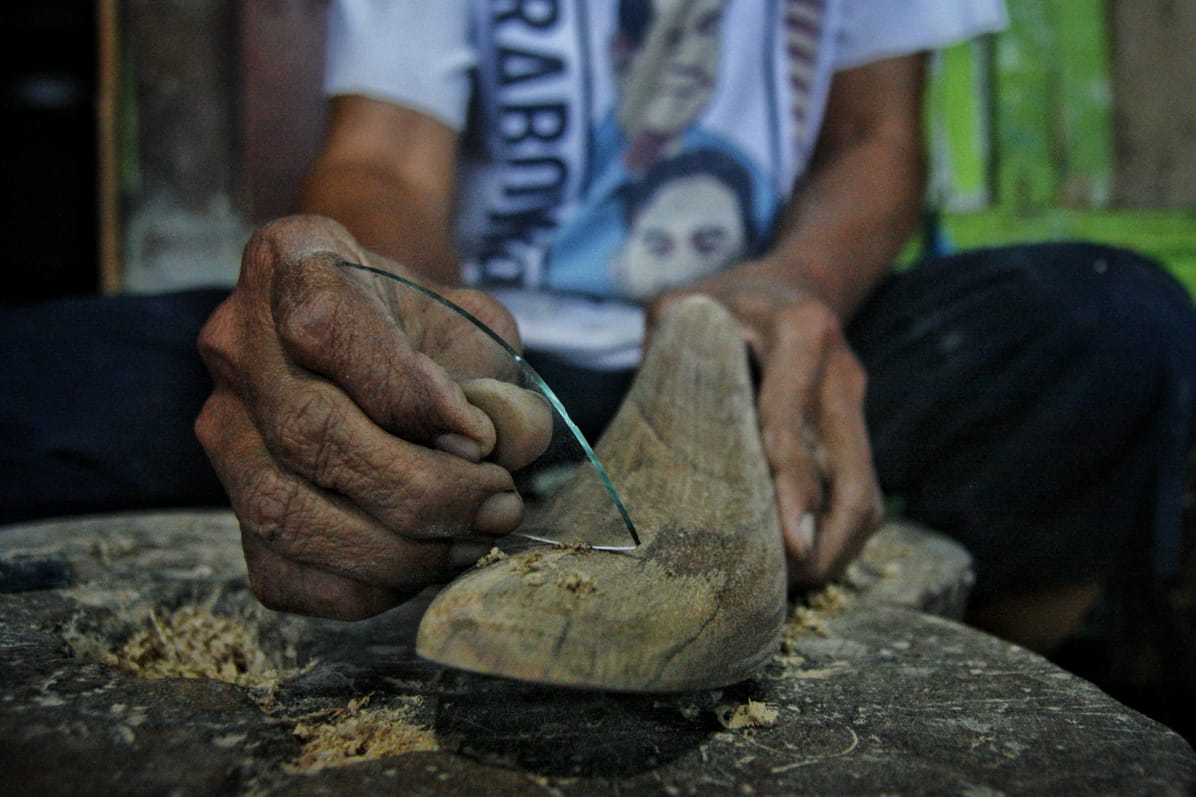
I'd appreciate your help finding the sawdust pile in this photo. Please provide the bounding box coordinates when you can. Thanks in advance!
[68,604,294,693]
[715,699,779,729]
[511,551,545,578]
[474,547,508,568]
[68,607,446,772]
[503,545,601,593]
[780,584,850,652]
[556,570,598,595]
[554,540,597,553]
[286,695,445,773]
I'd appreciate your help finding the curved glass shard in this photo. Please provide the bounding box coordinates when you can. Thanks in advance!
[337,261,639,550]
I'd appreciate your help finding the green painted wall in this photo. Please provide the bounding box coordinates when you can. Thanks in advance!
[923,0,1196,296]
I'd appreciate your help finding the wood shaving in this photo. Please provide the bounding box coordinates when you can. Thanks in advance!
[286,695,444,774]
[509,551,544,576]
[521,570,549,586]
[780,584,851,651]
[715,700,778,729]
[555,570,598,595]
[806,584,850,613]
[69,605,292,694]
[474,547,508,568]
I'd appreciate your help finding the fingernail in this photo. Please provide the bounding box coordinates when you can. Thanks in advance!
[474,491,523,534]
[788,512,816,558]
[435,433,483,462]
[448,540,498,569]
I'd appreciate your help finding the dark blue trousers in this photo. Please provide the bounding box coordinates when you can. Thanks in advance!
[2,244,1193,601]
[0,288,229,523]
[851,243,1196,600]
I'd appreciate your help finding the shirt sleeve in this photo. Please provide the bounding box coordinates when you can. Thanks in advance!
[324,0,476,130]
[833,0,1008,71]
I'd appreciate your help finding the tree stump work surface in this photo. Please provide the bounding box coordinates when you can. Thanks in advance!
[1,509,1192,796]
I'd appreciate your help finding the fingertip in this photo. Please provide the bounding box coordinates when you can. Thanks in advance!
[774,477,815,559]
[473,491,524,535]
[461,394,499,458]
[460,378,553,470]
[447,539,501,569]
[436,381,496,460]
[784,511,817,561]
[434,432,484,463]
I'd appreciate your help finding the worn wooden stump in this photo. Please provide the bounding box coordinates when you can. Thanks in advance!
[2,509,1193,795]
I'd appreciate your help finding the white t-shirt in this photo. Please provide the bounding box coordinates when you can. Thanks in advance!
[326,0,1007,368]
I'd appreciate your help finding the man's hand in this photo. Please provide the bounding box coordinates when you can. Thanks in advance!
[648,261,884,588]
[196,215,550,620]
[644,55,926,588]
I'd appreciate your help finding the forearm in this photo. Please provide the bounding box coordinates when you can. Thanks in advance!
[297,95,464,287]
[764,132,923,320]
[300,160,461,286]
[758,55,927,321]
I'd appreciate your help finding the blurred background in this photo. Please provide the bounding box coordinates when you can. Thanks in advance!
[3,0,1193,746]
[6,1,1195,299]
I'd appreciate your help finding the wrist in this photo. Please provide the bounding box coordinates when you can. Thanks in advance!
[738,254,847,319]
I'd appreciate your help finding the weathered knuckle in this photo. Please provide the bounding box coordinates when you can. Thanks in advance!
[195,301,226,354]
[390,471,453,536]
[274,389,341,476]
[240,221,300,289]
[396,463,513,538]
[276,282,346,352]
[239,224,277,271]
[237,468,308,547]
[775,300,840,343]
[386,363,445,433]
[193,393,249,481]
[247,215,312,259]
[244,216,357,292]
[347,445,420,521]
[196,301,242,378]
[449,288,521,346]
[193,398,221,453]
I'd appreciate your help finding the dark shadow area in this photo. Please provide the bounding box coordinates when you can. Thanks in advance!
[1,1,97,304]
[432,669,750,778]
[1052,575,1196,749]
[1052,471,1196,748]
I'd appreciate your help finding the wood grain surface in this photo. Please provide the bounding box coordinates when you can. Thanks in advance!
[416,296,788,691]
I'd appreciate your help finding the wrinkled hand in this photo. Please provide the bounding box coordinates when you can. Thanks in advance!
[195,215,551,620]
[647,262,883,588]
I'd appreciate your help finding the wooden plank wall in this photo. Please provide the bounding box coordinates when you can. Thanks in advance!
[109,0,248,292]
[1109,0,1196,208]
[929,0,1116,213]
[926,0,1196,294]
[930,0,1196,213]
[102,0,329,292]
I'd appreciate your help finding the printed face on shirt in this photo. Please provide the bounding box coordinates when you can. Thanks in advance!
[613,172,747,301]
[616,0,724,143]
